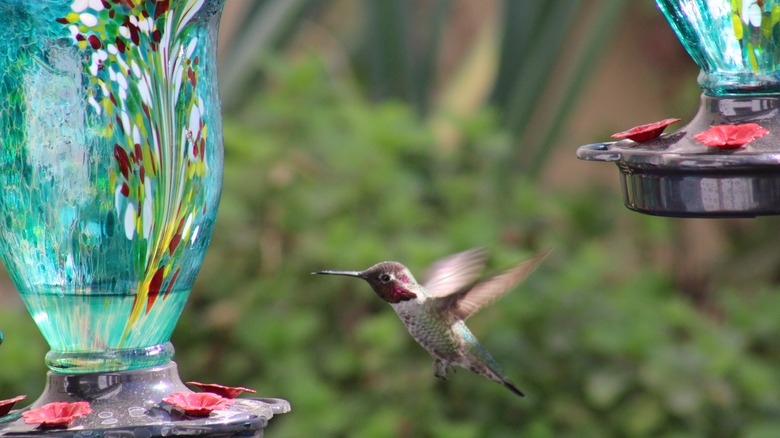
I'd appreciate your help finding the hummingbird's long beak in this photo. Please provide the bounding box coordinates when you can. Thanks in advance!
[312,270,364,278]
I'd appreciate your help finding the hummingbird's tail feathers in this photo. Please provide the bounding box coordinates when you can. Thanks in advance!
[446,249,551,321]
[503,381,525,398]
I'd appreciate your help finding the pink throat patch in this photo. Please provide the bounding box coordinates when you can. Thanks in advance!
[390,284,417,303]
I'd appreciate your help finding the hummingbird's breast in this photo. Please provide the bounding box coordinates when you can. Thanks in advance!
[392,299,460,360]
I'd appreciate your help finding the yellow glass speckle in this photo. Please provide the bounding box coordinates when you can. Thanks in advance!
[65,11,79,23]
[732,13,744,39]
[748,42,759,71]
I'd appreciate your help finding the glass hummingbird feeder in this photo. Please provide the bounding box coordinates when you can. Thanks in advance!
[578,0,780,217]
[0,1,288,435]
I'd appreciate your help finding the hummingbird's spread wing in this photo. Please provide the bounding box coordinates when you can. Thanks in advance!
[423,247,487,298]
[442,250,550,320]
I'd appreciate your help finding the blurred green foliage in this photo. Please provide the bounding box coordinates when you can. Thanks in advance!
[220,0,629,176]
[182,57,780,437]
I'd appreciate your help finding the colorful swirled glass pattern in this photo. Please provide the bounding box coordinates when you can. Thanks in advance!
[0,0,224,373]
[657,0,780,95]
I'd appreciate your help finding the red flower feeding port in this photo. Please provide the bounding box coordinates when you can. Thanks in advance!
[611,118,681,143]
[186,382,257,399]
[22,402,92,427]
[0,396,26,417]
[694,123,769,149]
[163,392,235,417]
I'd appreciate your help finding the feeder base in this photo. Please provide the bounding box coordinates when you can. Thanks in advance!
[0,362,290,437]
[577,94,780,218]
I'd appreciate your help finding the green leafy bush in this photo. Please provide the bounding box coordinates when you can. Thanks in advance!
[176,57,780,437]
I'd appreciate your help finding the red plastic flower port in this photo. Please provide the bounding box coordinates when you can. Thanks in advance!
[694,123,769,149]
[162,392,234,416]
[22,401,92,427]
[0,395,26,416]
[611,118,681,143]
[186,381,256,399]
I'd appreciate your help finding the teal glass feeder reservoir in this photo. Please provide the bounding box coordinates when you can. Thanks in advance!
[578,1,780,217]
[0,1,287,435]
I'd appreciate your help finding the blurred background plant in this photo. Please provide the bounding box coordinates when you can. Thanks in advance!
[3,0,780,436]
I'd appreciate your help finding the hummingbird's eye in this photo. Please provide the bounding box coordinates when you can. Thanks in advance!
[379,274,392,283]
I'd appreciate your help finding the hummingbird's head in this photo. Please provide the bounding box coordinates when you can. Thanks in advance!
[314,261,419,304]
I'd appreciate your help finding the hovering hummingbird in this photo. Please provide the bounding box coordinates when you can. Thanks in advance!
[314,248,549,397]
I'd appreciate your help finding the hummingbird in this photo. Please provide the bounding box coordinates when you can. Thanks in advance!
[314,247,549,397]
